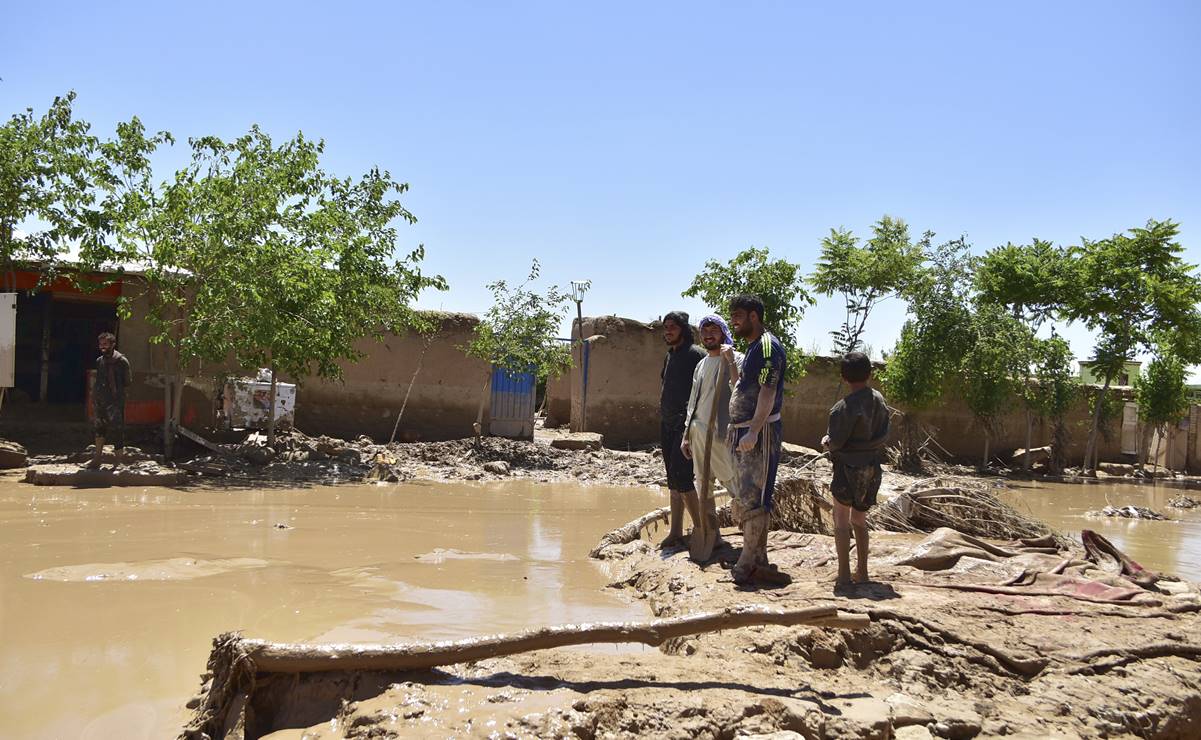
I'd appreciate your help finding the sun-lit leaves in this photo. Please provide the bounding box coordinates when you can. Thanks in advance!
[683,246,814,382]
[0,91,114,282]
[465,259,572,382]
[812,215,924,355]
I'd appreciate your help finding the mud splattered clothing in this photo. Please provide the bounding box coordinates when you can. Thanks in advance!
[93,351,132,448]
[684,352,742,493]
[661,342,705,492]
[827,387,890,511]
[728,332,786,514]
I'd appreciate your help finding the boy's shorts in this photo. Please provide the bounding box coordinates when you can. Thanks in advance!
[831,461,881,512]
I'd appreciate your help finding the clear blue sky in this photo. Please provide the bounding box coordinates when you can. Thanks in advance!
[5,1,1201,371]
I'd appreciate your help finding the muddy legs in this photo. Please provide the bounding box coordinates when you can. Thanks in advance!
[660,489,701,549]
[852,520,869,583]
[87,437,105,470]
[732,510,768,584]
[834,502,869,585]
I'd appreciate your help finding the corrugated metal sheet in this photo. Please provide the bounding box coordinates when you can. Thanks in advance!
[0,293,15,388]
[489,365,535,439]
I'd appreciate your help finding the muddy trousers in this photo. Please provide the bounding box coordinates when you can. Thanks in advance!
[729,419,782,579]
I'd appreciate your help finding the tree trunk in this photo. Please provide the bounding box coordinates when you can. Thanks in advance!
[1023,410,1033,472]
[267,365,278,449]
[981,431,990,471]
[1083,379,1112,475]
[171,372,184,454]
[473,369,492,439]
[900,411,923,473]
[1153,425,1164,476]
[162,378,172,456]
[1050,417,1069,475]
[233,606,868,674]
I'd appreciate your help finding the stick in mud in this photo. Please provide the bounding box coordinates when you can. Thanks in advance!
[183,606,869,738]
[234,605,869,673]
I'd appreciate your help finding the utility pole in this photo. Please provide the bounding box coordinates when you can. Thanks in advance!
[570,279,591,432]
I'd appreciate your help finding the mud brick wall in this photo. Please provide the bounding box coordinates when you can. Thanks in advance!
[569,316,688,448]
[293,312,489,442]
[114,291,488,443]
[567,314,1130,465]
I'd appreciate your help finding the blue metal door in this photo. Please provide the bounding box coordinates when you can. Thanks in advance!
[489,366,536,439]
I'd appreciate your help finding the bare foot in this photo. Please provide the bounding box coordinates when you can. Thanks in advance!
[853,570,870,584]
[835,573,853,587]
[658,534,685,550]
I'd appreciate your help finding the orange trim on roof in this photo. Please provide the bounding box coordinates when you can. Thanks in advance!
[9,270,122,300]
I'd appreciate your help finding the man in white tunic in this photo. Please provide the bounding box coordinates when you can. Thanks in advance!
[682,315,742,511]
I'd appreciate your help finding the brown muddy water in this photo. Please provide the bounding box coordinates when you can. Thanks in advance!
[0,476,666,740]
[1000,479,1201,582]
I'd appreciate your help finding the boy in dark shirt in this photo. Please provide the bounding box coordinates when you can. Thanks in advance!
[822,352,890,586]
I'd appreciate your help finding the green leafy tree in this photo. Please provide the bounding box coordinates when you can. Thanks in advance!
[974,239,1070,326]
[1064,220,1201,473]
[974,238,1076,468]
[959,303,1033,468]
[682,246,814,382]
[811,215,924,356]
[465,259,573,437]
[880,236,974,471]
[1134,348,1190,473]
[1027,334,1078,475]
[188,128,446,446]
[79,124,443,451]
[0,91,111,286]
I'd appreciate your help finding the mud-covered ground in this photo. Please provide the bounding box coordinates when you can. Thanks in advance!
[22,429,839,489]
[202,524,1201,740]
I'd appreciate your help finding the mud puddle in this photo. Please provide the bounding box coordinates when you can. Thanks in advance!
[0,478,666,739]
[1000,479,1201,581]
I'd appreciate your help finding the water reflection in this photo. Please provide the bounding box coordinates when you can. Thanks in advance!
[999,480,1201,582]
[0,478,666,739]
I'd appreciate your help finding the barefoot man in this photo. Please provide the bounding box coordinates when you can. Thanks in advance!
[725,295,787,586]
[658,311,706,549]
[88,332,132,469]
[682,315,741,530]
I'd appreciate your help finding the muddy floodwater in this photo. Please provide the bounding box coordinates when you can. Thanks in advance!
[0,477,666,740]
[1000,479,1201,582]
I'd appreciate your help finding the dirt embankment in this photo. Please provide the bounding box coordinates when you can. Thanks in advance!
[186,501,1201,739]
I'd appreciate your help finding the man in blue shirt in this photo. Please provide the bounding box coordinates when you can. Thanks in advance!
[720,294,787,586]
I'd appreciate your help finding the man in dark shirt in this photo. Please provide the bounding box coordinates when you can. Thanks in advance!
[822,351,891,586]
[88,332,133,469]
[721,295,788,586]
[659,311,706,549]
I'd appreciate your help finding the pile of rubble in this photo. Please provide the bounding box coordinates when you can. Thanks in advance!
[1169,494,1201,509]
[1089,504,1168,520]
[172,429,669,486]
[0,439,28,469]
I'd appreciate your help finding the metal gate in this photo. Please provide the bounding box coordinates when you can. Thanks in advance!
[489,365,536,439]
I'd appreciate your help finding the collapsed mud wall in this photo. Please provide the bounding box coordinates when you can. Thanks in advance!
[559,314,1131,464]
